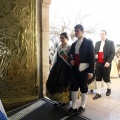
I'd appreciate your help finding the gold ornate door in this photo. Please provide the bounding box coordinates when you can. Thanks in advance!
[0,0,38,111]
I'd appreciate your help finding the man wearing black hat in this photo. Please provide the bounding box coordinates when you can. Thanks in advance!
[67,24,95,115]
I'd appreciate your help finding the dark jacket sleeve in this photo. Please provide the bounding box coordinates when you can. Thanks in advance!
[68,43,74,64]
[95,42,99,54]
[107,41,115,63]
[88,40,95,74]
[94,42,99,63]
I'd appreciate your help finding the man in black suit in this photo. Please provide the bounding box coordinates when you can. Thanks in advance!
[93,30,115,100]
[67,24,95,115]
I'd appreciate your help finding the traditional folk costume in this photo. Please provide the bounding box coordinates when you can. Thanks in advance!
[46,43,71,103]
[116,48,120,77]
[68,37,95,114]
[110,57,118,77]
[93,39,115,99]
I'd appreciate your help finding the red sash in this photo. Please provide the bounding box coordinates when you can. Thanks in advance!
[74,54,80,66]
[98,52,105,63]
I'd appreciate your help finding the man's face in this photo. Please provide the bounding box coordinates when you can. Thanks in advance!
[100,31,107,40]
[75,28,83,38]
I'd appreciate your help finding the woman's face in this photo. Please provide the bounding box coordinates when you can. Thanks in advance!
[60,35,67,44]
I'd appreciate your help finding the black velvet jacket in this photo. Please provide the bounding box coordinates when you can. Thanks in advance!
[69,37,95,74]
[95,39,115,63]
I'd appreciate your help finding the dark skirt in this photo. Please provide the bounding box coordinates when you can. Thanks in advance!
[46,55,71,102]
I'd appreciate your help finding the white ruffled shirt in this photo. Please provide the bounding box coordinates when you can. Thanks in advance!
[75,38,91,74]
[75,38,83,54]
[99,40,105,52]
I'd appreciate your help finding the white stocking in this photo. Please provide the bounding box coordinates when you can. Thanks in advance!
[81,93,88,108]
[96,81,102,94]
[106,82,111,89]
[71,91,78,109]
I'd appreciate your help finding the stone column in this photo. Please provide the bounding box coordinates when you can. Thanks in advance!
[37,0,51,98]
[42,0,51,96]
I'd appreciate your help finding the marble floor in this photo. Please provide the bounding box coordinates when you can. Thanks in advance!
[68,77,120,120]
[7,77,120,120]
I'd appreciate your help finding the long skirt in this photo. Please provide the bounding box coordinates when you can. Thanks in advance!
[46,56,71,103]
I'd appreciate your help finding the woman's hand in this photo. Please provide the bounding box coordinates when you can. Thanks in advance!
[70,60,75,65]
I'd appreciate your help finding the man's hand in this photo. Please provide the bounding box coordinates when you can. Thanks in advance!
[87,73,93,80]
[104,62,110,67]
[70,60,75,65]
[95,54,98,59]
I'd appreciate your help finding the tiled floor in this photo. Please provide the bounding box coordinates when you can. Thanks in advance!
[7,77,120,120]
[70,77,120,120]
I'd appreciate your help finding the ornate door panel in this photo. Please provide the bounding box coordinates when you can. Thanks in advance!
[0,0,37,111]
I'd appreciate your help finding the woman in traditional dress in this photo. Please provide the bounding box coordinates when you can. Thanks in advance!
[110,56,118,77]
[116,47,120,77]
[46,32,71,106]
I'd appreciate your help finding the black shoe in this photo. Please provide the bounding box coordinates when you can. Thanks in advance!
[78,106,85,114]
[53,102,61,106]
[67,107,77,115]
[106,88,111,96]
[93,93,101,100]
[60,102,69,106]
[91,90,93,92]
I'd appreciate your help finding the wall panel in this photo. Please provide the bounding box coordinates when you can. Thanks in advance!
[0,0,38,111]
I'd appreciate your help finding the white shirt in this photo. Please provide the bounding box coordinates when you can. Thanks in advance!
[74,37,93,75]
[75,37,83,54]
[99,40,105,52]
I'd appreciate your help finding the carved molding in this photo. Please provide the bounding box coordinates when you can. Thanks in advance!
[41,0,50,31]
[42,0,51,6]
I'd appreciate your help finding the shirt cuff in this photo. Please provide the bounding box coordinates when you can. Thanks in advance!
[88,73,93,75]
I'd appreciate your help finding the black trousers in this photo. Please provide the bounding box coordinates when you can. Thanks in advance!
[70,66,88,93]
[96,63,111,82]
